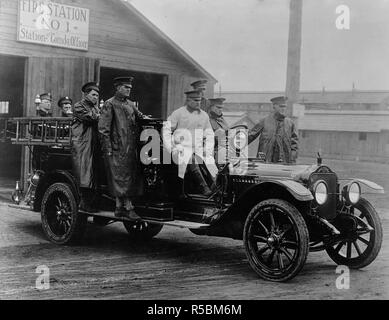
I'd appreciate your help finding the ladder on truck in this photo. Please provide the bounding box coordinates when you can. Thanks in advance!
[2,117,72,146]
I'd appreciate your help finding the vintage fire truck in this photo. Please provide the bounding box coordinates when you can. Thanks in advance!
[1,116,384,282]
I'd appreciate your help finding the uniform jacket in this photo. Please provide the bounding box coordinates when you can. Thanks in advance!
[98,92,145,198]
[248,113,298,164]
[71,98,100,189]
[209,111,229,132]
[209,111,229,163]
[162,106,218,179]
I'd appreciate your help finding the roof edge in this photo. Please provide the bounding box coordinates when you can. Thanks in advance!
[116,0,217,82]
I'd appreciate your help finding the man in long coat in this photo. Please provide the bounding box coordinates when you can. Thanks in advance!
[98,77,145,220]
[248,96,298,164]
[71,82,100,212]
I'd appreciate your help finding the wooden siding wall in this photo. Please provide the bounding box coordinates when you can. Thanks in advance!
[0,0,214,115]
[299,130,389,163]
[25,57,98,116]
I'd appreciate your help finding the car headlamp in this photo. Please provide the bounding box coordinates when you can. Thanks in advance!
[314,181,328,205]
[343,182,361,205]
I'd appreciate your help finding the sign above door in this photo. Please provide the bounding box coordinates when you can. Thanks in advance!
[17,0,90,51]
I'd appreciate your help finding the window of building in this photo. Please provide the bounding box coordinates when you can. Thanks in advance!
[359,132,367,141]
[301,130,308,138]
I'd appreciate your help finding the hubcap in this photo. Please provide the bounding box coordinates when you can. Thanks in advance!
[267,234,280,248]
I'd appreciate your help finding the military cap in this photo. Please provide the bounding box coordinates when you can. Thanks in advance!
[270,96,288,105]
[113,76,134,87]
[184,90,202,99]
[209,98,226,106]
[57,96,72,107]
[190,79,208,90]
[40,92,52,101]
[82,82,100,93]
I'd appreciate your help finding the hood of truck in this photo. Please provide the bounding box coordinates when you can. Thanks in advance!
[230,160,319,183]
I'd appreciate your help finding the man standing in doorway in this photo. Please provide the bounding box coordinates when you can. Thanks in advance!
[98,77,145,221]
[71,82,100,213]
[248,96,298,164]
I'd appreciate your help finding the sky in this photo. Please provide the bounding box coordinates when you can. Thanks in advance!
[129,0,389,92]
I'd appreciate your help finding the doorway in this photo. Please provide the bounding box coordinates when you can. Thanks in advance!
[99,67,168,118]
[0,55,25,179]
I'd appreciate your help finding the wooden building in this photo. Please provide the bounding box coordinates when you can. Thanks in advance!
[219,91,389,163]
[0,0,216,179]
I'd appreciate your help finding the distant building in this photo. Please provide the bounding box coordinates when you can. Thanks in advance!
[218,90,389,163]
[219,90,389,112]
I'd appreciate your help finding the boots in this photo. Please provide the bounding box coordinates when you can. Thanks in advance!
[114,197,126,217]
[79,188,98,213]
[114,197,141,222]
[124,198,142,222]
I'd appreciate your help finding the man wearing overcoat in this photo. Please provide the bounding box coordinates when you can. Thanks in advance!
[71,82,101,212]
[98,76,145,220]
[248,96,298,164]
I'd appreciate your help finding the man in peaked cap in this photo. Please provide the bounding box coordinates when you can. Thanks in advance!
[248,96,299,164]
[57,96,73,117]
[208,98,228,132]
[71,81,101,213]
[99,76,146,221]
[36,92,52,117]
[190,79,210,111]
[208,98,229,164]
[162,89,218,197]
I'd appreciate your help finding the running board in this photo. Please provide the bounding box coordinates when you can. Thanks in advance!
[8,203,33,211]
[81,210,210,230]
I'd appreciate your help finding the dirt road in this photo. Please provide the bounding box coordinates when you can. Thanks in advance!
[0,202,388,300]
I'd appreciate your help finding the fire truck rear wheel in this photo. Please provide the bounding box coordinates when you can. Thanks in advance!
[41,183,87,245]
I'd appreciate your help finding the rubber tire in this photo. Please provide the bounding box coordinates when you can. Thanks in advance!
[123,221,163,241]
[243,199,310,282]
[41,183,87,245]
[326,198,383,269]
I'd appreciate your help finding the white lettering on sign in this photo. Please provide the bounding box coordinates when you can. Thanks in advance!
[335,5,350,30]
[17,0,89,51]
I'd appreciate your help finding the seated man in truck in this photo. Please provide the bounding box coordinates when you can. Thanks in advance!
[162,90,218,197]
[36,92,53,117]
[57,96,73,117]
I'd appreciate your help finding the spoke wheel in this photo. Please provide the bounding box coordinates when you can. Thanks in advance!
[243,199,309,282]
[123,220,163,241]
[326,198,382,269]
[41,183,87,245]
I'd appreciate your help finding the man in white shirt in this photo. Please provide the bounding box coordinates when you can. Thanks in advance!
[162,90,218,196]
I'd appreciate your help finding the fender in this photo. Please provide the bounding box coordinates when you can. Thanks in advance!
[202,180,313,240]
[264,179,314,201]
[340,178,384,194]
[34,170,79,211]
